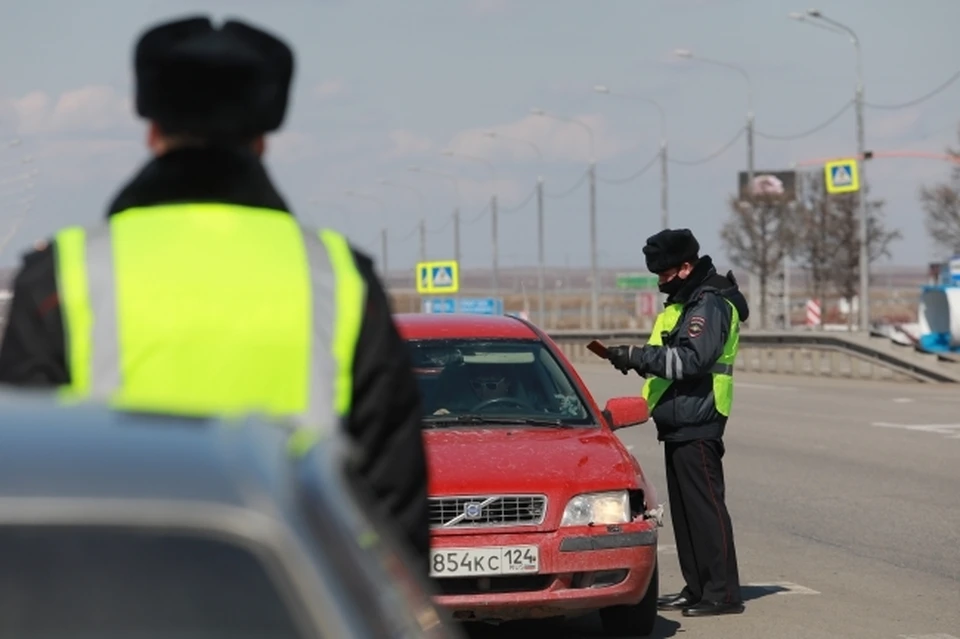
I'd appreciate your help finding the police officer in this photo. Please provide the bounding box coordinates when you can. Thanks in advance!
[606,228,748,617]
[0,16,430,577]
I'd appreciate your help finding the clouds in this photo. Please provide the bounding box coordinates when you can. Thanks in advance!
[381,129,435,160]
[448,112,627,164]
[1,85,135,136]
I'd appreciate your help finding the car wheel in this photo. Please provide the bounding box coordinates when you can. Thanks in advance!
[599,560,659,637]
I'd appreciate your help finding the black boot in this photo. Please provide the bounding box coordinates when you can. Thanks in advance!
[657,592,699,611]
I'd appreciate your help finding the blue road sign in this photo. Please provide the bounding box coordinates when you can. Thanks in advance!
[422,298,456,314]
[458,297,503,315]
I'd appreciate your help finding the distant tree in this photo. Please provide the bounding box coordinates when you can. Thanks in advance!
[790,172,834,316]
[918,126,960,257]
[790,171,901,328]
[720,192,795,329]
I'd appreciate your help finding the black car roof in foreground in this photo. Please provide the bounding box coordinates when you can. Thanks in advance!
[0,389,326,525]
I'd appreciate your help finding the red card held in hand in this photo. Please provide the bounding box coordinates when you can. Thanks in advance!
[586,339,610,359]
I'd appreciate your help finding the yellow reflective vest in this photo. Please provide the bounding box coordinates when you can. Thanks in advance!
[54,203,366,438]
[641,298,740,420]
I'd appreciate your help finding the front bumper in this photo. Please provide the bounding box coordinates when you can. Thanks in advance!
[430,521,658,622]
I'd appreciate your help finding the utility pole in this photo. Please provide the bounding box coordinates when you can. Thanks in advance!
[588,161,598,331]
[418,218,426,263]
[491,194,499,298]
[380,228,388,277]
[536,176,546,327]
[453,207,461,308]
[660,140,669,230]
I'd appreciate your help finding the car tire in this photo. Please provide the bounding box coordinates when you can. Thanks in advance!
[599,560,659,637]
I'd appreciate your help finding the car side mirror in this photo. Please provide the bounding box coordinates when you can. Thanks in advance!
[602,396,650,430]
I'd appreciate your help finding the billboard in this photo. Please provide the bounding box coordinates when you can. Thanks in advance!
[737,170,797,201]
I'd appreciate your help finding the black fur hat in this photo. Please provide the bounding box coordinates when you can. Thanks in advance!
[134,16,294,139]
[642,228,700,274]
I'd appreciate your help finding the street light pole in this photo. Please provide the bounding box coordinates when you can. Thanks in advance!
[483,131,548,326]
[408,166,463,305]
[790,9,870,330]
[673,49,762,323]
[344,190,388,275]
[378,178,427,262]
[440,150,499,297]
[593,85,669,229]
[530,108,599,330]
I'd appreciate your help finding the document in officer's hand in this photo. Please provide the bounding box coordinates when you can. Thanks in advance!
[586,339,610,360]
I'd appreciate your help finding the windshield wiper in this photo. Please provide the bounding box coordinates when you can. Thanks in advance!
[422,414,573,428]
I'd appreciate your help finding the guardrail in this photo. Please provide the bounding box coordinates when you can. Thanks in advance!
[545,329,960,384]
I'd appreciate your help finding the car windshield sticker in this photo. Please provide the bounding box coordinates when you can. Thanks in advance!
[555,394,582,416]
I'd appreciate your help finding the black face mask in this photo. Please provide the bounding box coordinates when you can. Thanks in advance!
[658,275,685,296]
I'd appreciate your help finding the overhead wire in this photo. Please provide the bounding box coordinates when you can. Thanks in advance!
[755,100,853,140]
[597,151,660,185]
[500,185,537,214]
[463,200,490,225]
[865,69,960,110]
[669,127,745,166]
[544,170,588,199]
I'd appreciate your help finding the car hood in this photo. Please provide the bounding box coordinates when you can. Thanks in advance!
[424,426,636,514]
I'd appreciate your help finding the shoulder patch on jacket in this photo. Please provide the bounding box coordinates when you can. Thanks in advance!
[687,315,706,338]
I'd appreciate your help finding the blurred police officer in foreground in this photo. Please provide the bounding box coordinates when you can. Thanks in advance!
[606,229,748,617]
[0,16,429,576]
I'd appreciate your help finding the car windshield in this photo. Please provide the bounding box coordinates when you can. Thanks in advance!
[0,526,307,639]
[405,338,593,427]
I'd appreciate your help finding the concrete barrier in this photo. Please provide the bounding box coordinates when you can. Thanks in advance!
[545,329,960,384]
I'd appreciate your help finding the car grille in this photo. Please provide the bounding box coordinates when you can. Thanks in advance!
[429,495,547,529]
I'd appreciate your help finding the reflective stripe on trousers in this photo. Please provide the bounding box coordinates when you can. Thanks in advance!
[55,212,364,436]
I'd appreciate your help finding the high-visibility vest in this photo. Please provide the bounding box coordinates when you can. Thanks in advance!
[640,298,740,417]
[53,203,366,449]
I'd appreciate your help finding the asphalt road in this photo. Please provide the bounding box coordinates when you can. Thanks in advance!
[464,366,960,639]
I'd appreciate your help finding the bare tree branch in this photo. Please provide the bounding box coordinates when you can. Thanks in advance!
[917,127,960,256]
[720,193,794,329]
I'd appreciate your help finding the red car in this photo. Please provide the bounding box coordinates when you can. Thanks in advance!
[395,313,663,636]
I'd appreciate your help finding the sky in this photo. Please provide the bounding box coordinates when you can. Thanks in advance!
[1,0,958,273]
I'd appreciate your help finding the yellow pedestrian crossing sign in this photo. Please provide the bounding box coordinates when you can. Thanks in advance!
[824,158,860,194]
[416,260,459,294]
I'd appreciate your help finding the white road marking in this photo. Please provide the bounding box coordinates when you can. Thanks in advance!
[658,544,676,555]
[872,422,960,439]
[898,634,960,639]
[737,382,798,391]
[744,581,820,595]
[626,444,634,451]
[892,397,914,403]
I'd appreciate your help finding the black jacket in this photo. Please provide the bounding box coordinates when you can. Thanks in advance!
[0,146,430,576]
[628,256,750,442]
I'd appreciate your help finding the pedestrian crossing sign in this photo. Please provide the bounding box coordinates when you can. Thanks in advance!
[416,260,459,294]
[824,158,860,194]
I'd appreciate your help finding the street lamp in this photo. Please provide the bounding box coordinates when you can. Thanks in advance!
[594,84,669,230]
[439,150,502,297]
[379,178,427,262]
[790,8,870,331]
[530,107,600,330]
[407,166,463,291]
[344,190,388,276]
[483,131,548,326]
[672,49,754,182]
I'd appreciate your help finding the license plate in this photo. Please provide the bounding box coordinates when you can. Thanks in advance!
[429,546,539,578]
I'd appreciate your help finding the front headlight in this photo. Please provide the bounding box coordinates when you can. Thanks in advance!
[560,490,630,526]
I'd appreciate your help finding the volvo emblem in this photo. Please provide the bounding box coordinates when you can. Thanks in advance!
[463,502,484,519]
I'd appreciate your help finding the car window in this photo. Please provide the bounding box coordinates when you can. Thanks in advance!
[0,526,308,639]
[405,339,593,425]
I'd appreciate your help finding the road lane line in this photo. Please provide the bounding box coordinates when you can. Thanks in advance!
[872,422,960,439]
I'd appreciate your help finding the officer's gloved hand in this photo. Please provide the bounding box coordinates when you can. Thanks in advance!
[607,345,636,375]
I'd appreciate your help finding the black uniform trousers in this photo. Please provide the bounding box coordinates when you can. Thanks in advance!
[664,438,742,604]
